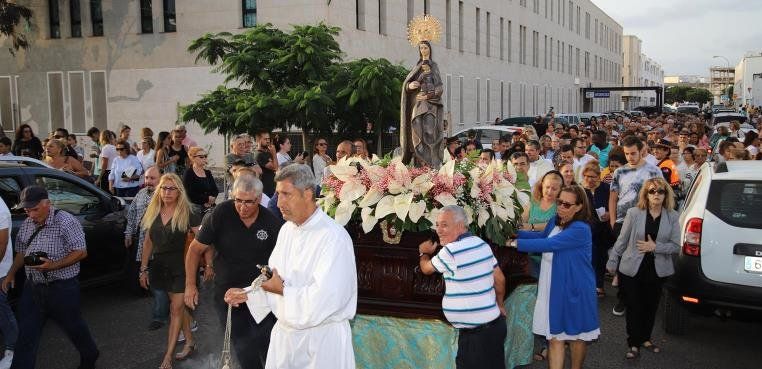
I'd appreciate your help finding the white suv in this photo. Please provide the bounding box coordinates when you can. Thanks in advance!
[664,161,762,334]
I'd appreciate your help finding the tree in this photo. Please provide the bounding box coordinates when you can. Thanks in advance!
[665,86,691,104]
[685,88,713,105]
[182,23,343,147]
[0,0,33,55]
[334,58,408,155]
[182,23,409,152]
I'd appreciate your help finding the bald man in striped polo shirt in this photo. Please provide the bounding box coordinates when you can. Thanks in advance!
[419,205,507,369]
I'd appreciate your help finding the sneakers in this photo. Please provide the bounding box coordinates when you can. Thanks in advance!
[177,321,199,342]
[612,301,626,316]
[0,350,13,369]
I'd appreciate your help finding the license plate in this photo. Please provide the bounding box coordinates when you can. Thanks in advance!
[744,256,762,273]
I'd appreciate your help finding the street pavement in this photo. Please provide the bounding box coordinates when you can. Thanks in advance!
[29,281,760,369]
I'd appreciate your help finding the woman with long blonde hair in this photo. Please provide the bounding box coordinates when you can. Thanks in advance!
[139,173,201,369]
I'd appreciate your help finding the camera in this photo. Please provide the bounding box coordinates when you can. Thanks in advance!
[24,251,49,266]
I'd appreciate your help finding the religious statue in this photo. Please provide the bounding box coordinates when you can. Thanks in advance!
[401,15,445,168]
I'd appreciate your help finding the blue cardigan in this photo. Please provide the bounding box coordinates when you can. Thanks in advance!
[517,218,600,336]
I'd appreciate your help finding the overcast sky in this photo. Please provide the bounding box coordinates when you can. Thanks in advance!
[594,0,762,76]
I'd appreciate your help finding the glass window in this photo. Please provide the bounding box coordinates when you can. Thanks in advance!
[35,176,100,214]
[707,180,762,229]
[49,0,61,39]
[140,0,153,33]
[163,0,176,32]
[90,0,103,36]
[70,0,82,37]
[480,129,501,146]
[243,0,257,28]
[0,177,23,214]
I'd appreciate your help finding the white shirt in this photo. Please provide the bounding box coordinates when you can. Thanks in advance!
[265,209,357,369]
[574,154,595,171]
[99,144,118,171]
[0,199,12,277]
[645,154,658,166]
[137,149,156,170]
[528,158,554,189]
[108,155,143,188]
[276,152,291,166]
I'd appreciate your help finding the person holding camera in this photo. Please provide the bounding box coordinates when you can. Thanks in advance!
[2,186,98,369]
[108,139,143,197]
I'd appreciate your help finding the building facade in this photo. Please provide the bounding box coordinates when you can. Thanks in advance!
[663,75,709,89]
[620,35,663,110]
[733,52,762,108]
[709,66,735,105]
[1,0,624,163]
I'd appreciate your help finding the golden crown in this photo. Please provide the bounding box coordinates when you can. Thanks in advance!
[407,14,442,47]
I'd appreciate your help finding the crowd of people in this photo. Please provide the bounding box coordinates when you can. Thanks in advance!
[0,106,758,369]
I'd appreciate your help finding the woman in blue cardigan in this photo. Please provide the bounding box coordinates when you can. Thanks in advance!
[507,185,600,369]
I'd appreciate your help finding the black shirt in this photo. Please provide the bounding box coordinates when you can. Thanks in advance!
[195,201,284,292]
[167,145,188,176]
[182,168,219,205]
[149,211,202,255]
[255,150,276,197]
[644,211,661,258]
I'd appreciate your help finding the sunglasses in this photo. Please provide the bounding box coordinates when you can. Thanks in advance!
[194,155,207,159]
[648,188,667,195]
[556,199,577,209]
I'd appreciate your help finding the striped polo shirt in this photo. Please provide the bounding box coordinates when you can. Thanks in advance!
[431,233,500,329]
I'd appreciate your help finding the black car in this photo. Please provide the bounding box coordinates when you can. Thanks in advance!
[0,158,129,291]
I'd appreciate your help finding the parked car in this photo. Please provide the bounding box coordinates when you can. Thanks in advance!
[578,112,605,124]
[555,113,580,126]
[664,161,762,334]
[677,103,701,115]
[634,105,662,115]
[498,116,539,127]
[451,125,523,149]
[710,112,748,127]
[0,157,129,294]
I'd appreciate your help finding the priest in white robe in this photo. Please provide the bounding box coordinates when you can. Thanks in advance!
[226,164,357,369]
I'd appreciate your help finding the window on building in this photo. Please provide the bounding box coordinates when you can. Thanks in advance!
[568,1,573,31]
[568,44,572,74]
[533,0,539,14]
[584,51,589,77]
[68,72,86,133]
[486,79,490,123]
[48,72,64,130]
[475,8,480,56]
[544,35,547,69]
[544,0,548,18]
[356,0,366,30]
[424,0,430,14]
[458,1,463,52]
[445,0,451,48]
[532,31,538,67]
[49,0,61,39]
[90,0,103,36]
[0,77,14,130]
[378,0,387,35]
[499,17,504,60]
[446,74,452,116]
[140,0,153,33]
[407,0,414,24]
[90,71,108,130]
[556,40,560,72]
[585,12,589,39]
[459,76,464,124]
[550,0,554,20]
[486,12,491,57]
[508,82,512,117]
[476,78,481,123]
[500,81,504,118]
[575,48,580,76]
[594,18,598,42]
[243,0,257,27]
[507,20,512,62]
[163,0,176,32]
[70,0,82,38]
[576,6,580,35]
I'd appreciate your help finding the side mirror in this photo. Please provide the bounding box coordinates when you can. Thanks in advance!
[111,196,125,211]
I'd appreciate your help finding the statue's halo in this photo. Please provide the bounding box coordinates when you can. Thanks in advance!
[407,14,442,47]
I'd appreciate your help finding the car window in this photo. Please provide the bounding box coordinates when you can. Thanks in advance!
[682,172,704,211]
[0,177,23,214]
[706,180,762,229]
[479,129,501,145]
[35,176,100,214]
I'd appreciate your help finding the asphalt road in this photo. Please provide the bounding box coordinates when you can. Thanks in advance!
[26,282,761,369]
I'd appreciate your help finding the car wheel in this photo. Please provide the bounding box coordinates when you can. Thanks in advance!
[663,290,688,335]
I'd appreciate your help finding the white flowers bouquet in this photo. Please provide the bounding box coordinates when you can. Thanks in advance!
[318,155,528,246]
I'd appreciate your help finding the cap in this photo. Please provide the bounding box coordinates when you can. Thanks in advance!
[655,138,674,149]
[20,185,49,209]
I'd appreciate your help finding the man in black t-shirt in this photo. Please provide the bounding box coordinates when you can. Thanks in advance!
[184,174,283,369]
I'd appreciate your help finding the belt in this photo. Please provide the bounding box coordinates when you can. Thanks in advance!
[459,315,504,334]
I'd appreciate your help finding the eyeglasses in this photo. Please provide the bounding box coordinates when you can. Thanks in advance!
[194,155,207,159]
[160,186,178,192]
[647,188,667,195]
[116,147,129,151]
[556,199,576,209]
[233,198,258,207]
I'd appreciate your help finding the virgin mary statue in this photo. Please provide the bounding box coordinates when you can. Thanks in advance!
[400,40,445,168]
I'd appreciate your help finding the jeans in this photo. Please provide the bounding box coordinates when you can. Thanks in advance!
[12,278,98,369]
[0,277,18,351]
[151,286,170,323]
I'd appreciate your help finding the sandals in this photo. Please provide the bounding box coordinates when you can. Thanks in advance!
[625,346,640,359]
[643,341,661,353]
[533,347,548,361]
[159,357,173,369]
[175,344,196,361]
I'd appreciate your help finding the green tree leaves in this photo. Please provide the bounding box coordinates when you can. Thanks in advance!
[1,0,34,55]
[181,23,408,149]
